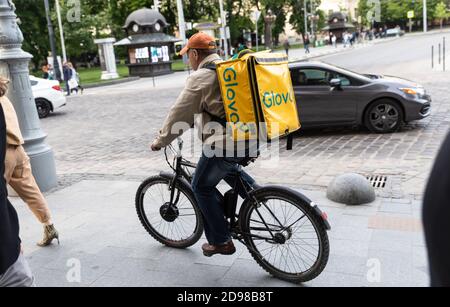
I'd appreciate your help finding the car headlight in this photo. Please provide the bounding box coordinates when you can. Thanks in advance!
[399,87,426,97]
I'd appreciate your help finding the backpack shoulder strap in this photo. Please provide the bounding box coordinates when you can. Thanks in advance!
[203,62,225,126]
[204,63,217,71]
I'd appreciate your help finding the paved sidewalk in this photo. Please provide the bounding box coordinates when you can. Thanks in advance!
[288,36,400,62]
[13,179,428,287]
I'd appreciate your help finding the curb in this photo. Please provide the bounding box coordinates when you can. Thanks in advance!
[289,36,401,62]
[82,77,140,89]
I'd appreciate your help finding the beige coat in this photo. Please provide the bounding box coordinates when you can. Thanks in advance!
[154,54,230,149]
[0,96,24,146]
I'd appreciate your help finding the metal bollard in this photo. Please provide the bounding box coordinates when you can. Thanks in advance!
[439,43,441,65]
[444,37,446,72]
[432,45,434,69]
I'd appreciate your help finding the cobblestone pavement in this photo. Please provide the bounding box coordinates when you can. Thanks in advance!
[40,33,450,201]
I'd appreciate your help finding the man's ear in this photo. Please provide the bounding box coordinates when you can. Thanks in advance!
[191,49,198,60]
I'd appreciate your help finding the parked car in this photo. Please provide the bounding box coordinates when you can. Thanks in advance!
[289,61,431,133]
[386,28,405,37]
[30,76,66,118]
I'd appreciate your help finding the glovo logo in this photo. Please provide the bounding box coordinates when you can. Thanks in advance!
[223,67,250,133]
[262,90,294,109]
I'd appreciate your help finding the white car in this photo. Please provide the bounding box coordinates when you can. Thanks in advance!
[30,76,66,118]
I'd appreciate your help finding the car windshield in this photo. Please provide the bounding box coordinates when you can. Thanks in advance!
[319,62,373,82]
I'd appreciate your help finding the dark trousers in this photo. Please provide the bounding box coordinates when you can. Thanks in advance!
[65,81,70,96]
[192,154,255,245]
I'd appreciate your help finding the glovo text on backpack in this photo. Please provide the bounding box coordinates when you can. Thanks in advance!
[216,50,301,143]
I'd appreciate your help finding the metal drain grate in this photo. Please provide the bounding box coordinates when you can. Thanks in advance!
[366,175,388,189]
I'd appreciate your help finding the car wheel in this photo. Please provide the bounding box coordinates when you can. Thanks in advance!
[365,99,404,133]
[35,99,51,118]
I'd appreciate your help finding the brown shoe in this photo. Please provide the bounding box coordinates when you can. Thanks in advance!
[202,241,236,257]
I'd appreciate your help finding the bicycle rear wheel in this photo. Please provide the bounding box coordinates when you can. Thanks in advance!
[135,175,204,248]
[239,187,329,283]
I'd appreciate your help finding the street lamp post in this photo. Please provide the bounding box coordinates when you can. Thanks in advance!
[175,0,187,64]
[304,0,308,35]
[251,10,261,51]
[55,0,67,63]
[0,0,58,192]
[219,0,228,59]
[310,0,315,37]
[423,0,428,32]
[264,9,276,50]
[44,0,61,81]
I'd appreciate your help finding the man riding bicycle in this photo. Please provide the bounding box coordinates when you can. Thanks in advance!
[151,33,257,257]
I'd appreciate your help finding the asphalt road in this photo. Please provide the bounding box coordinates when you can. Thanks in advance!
[319,31,450,83]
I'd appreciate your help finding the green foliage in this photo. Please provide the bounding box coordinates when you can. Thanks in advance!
[288,0,322,35]
[435,1,450,20]
[14,0,329,67]
[14,0,48,68]
[57,0,111,58]
[358,0,449,28]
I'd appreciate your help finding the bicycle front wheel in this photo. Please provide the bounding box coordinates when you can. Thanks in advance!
[239,187,329,283]
[135,175,204,248]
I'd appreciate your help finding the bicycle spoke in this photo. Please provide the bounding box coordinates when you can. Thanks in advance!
[141,181,199,242]
[284,214,307,230]
[245,194,325,276]
[289,239,316,262]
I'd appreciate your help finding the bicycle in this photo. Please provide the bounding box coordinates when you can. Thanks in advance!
[135,138,331,283]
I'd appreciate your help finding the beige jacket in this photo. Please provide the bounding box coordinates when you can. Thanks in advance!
[0,96,24,146]
[154,53,227,148]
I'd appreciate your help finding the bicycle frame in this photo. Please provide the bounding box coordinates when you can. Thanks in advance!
[163,140,293,246]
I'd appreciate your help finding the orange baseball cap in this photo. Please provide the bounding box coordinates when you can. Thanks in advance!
[180,32,217,55]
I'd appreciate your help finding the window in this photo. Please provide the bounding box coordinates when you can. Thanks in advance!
[292,68,332,86]
[30,80,38,86]
[291,68,358,86]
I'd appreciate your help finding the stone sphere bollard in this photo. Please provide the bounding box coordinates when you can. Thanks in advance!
[326,173,376,205]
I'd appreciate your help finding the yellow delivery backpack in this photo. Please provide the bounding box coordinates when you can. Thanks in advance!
[213,50,301,149]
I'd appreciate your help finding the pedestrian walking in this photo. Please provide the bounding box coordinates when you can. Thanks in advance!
[350,32,356,47]
[0,81,35,288]
[304,34,311,54]
[343,32,349,48]
[62,62,72,96]
[0,77,60,247]
[68,62,83,95]
[423,131,450,287]
[283,39,291,57]
[332,34,337,48]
